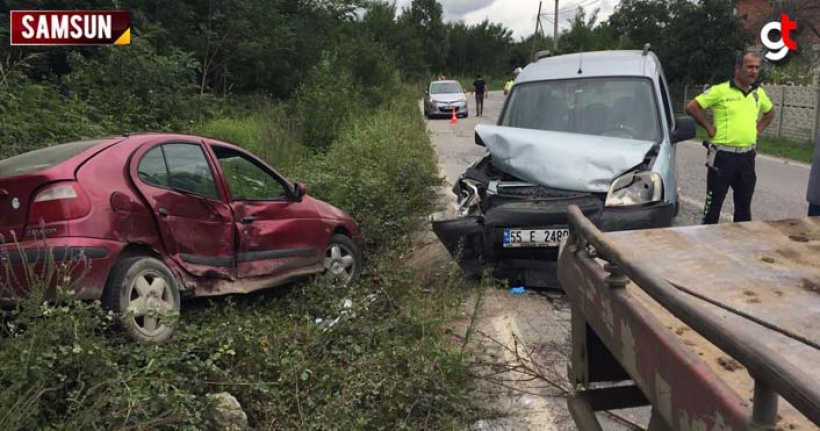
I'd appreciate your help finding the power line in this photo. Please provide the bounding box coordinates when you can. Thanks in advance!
[540,0,600,16]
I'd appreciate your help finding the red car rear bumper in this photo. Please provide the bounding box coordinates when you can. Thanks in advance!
[1,237,126,301]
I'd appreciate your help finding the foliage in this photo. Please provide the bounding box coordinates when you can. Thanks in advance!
[291,51,364,150]
[193,101,302,174]
[0,89,475,430]
[294,89,443,250]
[445,20,515,76]
[63,37,205,131]
[586,0,751,84]
[761,41,820,86]
[0,73,107,160]
[399,0,448,74]
[557,7,613,53]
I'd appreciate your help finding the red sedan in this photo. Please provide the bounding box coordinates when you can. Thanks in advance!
[0,133,363,341]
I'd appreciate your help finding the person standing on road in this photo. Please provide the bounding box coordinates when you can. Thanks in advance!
[807,133,820,216]
[504,67,522,96]
[685,51,775,224]
[473,74,488,117]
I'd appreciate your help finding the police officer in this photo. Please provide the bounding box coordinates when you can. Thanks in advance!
[504,67,521,96]
[685,51,775,224]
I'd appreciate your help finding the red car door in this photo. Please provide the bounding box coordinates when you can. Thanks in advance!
[207,143,325,279]
[130,139,235,279]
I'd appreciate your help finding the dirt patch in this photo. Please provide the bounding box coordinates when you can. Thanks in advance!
[398,188,569,430]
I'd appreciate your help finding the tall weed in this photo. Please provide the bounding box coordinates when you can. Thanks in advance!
[291,52,365,150]
[296,89,444,250]
[193,102,301,174]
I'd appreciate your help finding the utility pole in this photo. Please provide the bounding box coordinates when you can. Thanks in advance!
[553,0,559,51]
[530,1,543,61]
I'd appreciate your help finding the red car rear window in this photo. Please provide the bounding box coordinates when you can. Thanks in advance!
[0,139,111,178]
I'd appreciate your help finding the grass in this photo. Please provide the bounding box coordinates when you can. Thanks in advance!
[695,125,815,163]
[0,87,480,430]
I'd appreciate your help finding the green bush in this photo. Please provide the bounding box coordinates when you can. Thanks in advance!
[0,289,208,430]
[291,52,365,150]
[0,74,109,160]
[295,89,443,250]
[192,101,302,174]
[0,242,475,431]
[336,37,403,107]
[62,38,207,132]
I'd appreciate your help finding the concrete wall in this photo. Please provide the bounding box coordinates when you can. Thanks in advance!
[684,83,820,143]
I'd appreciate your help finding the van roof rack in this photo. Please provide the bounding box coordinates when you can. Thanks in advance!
[533,50,552,62]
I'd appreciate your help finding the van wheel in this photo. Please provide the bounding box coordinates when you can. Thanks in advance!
[103,257,180,342]
[323,234,363,287]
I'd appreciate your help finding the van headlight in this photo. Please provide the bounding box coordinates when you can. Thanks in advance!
[605,171,663,207]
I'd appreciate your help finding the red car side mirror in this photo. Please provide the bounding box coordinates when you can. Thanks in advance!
[293,182,306,201]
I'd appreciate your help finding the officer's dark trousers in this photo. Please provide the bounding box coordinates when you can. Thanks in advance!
[702,150,756,224]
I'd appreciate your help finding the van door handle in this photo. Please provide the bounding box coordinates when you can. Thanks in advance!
[240,216,256,224]
[158,207,169,217]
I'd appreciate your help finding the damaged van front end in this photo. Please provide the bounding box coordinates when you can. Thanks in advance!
[432,124,679,285]
[431,50,697,286]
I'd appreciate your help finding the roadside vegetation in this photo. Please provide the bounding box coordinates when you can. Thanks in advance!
[0,73,481,431]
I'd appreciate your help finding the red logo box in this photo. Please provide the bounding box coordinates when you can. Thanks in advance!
[10,10,131,46]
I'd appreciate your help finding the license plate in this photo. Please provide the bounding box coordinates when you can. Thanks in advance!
[503,228,570,248]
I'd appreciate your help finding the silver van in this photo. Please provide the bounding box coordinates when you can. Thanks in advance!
[432,48,696,286]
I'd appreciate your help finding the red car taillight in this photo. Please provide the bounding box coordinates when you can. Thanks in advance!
[28,182,91,224]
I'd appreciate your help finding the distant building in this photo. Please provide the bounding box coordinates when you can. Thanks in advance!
[733,0,820,46]
[733,0,819,84]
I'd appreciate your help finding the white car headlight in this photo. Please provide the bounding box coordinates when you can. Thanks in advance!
[605,171,663,207]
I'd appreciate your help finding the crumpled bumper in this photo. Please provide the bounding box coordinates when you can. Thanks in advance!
[432,200,675,278]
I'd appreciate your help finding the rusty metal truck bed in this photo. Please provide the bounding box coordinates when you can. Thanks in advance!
[558,206,820,431]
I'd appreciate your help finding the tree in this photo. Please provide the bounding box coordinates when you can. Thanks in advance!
[399,0,447,74]
[660,0,751,84]
[444,19,514,76]
[360,0,427,79]
[557,7,615,53]
[607,0,670,49]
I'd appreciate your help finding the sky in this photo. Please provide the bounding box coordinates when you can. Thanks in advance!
[393,0,622,40]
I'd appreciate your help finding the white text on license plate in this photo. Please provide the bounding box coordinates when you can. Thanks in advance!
[504,228,569,247]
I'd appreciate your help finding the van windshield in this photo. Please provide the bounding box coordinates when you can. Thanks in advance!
[0,139,111,178]
[500,77,661,142]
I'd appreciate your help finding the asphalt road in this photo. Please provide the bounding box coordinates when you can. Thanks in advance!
[426,90,813,227]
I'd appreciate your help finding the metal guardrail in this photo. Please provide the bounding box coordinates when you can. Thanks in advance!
[565,204,820,428]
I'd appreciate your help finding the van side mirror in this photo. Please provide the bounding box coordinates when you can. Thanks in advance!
[475,131,486,147]
[671,116,696,144]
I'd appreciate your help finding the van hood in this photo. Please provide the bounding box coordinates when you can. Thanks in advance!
[475,125,656,193]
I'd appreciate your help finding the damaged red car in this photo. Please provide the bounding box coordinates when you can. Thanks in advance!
[0,133,363,341]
